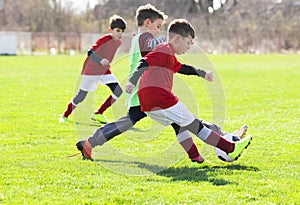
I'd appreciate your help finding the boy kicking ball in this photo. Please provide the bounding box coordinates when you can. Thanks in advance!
[75,5,248,164]
[125,19,252,161]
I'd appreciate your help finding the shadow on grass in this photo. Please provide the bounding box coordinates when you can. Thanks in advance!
[95,159,259,186]
[75,121,101,127]
[74,121,148,132]
[139,163,259,185]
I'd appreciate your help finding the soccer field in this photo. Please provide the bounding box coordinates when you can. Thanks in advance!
[0,54,299,204]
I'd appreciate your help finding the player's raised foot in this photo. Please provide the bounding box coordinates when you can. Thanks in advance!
[228,135,252,160]
[59,116,68,123]
[232,124,248,138]
[91,114,108,124]
[76,140,94,161]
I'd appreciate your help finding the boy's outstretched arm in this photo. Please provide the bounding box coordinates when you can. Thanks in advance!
[178,64,213,81]
[88,49,110,66]
[125,59,149,93]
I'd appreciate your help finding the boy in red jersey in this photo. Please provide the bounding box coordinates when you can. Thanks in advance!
[76,4,206,163]
[126,19,252,161]
[75,5,247,164]
[59,15,126,124]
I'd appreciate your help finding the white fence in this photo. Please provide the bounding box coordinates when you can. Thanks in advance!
[0,32,101,55]
[1,31,298,55]
[0,32,31,55]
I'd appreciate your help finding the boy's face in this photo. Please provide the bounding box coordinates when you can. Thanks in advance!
[146,19,163,37]
[174,35,194,55]
[110,28,125,40]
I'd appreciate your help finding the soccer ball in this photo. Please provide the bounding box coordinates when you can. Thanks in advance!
[214,133,241,162]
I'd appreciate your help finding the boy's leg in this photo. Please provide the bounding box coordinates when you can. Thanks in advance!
[60,89,88,121]
[93,75,123,123]
[60,75,97,122]
[94,83,123,115]
[182,119,252,160]
[90,106,147,146]
[201,120,248,138]
[172,123,204,163]
[88,114,135,147]
[201,120,224,135]
[77,106,147,159]
[76,115,134,160]
[146,102,251,160]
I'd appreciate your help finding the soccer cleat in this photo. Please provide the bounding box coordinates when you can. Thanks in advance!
[76,140,94,161]
[91,114,108,124]
[59,116,68,123]
[232,124,248,138]
[228,135,252,160]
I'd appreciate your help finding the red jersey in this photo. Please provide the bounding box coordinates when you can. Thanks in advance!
[81,34,121,75]
[137,43,182,112]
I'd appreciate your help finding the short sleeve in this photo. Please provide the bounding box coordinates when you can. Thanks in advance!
[173,58,182,73]
[91,35,111,51]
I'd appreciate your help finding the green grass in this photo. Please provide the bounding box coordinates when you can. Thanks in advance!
[0,54,299,204]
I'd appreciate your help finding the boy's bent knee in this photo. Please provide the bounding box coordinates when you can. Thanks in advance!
[72,89,88,105]
[108,83,123,99]
[113,84,123,98]
[128,106,147,123]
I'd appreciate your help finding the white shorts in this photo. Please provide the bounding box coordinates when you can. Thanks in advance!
[79,74,118,91]
[146,102,195,127]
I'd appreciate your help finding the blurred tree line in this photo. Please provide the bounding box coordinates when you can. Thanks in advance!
[0,0,299,52]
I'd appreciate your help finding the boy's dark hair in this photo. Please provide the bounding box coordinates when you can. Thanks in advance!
[109,15,126,30]
[135,4,167,27]
[168,19,195,39]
